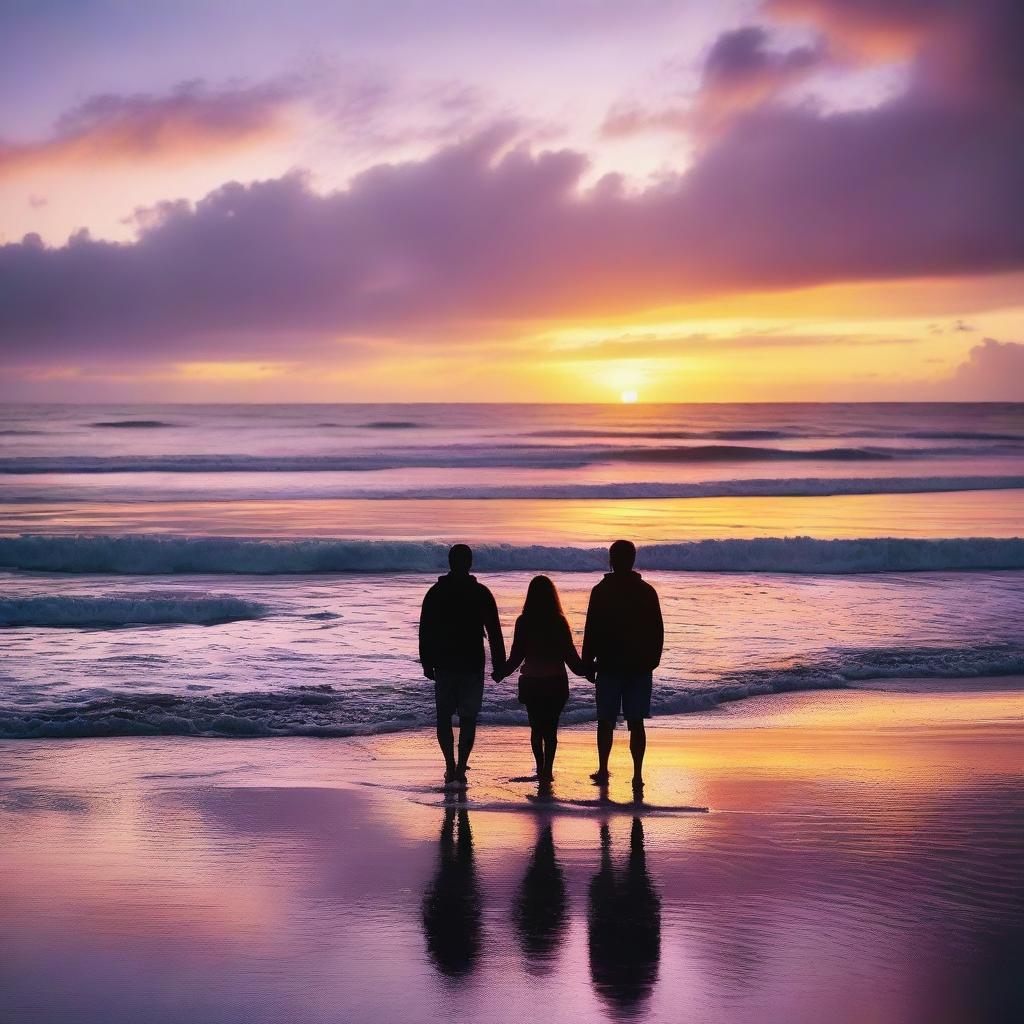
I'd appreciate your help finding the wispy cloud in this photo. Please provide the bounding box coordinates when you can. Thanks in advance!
[0,80,300,178]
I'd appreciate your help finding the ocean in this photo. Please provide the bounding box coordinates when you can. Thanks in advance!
[1,402,1022,739]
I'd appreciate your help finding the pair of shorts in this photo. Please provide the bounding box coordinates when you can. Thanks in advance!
[595,671,653,723]
[434,669,485,720]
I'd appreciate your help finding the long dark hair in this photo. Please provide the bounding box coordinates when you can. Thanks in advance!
[521,575,567,631]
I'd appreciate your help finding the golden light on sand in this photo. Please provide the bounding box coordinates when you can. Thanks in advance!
[621,389,638,403]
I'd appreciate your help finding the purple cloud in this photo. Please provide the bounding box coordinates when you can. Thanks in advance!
[2,1,1022,371]
[604,25,822,137]
[701,26,821,100]
[0,80,296,177]
[945,339,1024,400]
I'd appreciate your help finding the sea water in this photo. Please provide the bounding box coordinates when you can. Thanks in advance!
[1,402,1022,737]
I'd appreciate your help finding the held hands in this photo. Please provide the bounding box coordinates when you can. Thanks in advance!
[491,662,507,683]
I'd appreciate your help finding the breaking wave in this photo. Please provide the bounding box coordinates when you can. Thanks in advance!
[0,592,267,627]
[2,642,1019,738]
[1,533,1023,575]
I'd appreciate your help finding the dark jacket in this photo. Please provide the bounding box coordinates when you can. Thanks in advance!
[582,571,663,674]
[419,572,506,674]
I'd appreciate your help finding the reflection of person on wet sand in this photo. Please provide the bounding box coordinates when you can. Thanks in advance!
[588,818,661,1017]
[422,806,482,979]
[513,822,568,976]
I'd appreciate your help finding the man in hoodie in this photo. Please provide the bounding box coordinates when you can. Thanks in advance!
[582,540,664,794]
[419,544,506,790]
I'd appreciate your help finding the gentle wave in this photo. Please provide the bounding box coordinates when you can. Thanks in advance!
[530,429,810,441]
[530,428,1024,442]
[2,642,1019,738]
[89,420,179,429]
[305,475,1024,499]
[0,445,943,475]
[2,534,1023,575]
[4,475,1022,504]
[0,593,267,627]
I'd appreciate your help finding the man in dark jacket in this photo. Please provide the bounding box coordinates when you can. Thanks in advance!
[419,544,506,789]
[582,540,664,793]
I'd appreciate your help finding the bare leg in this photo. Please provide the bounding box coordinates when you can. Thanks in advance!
[591,718,614,781]
[530,727,545,777]
[542,725,558,778]
[436,718,456,776]
[628,719,647,786]
[455,716,478,778]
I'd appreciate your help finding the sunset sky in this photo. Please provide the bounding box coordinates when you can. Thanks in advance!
[2,0,1023,402]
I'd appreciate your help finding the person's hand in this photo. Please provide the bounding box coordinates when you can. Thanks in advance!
[423,666,435,681]
[491,669,504,683]
[586,671,597,684]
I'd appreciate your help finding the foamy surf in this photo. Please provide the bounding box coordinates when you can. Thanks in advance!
[0,593,267,627]
[2,642,1019,739]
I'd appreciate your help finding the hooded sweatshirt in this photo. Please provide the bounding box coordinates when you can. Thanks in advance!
[582,570,664,675]
[419,572,506,674]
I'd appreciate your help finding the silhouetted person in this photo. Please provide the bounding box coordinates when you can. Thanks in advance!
[588,818,661,1018]
[422,806,482,979]
[419,544,505,789]
[582,540,663,793]
[513,822,568,976]
[494,575,586,783]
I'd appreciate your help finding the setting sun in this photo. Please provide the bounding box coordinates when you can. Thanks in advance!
[621,389,639,404]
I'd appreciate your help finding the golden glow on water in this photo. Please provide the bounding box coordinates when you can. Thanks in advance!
[5,490,1021,541]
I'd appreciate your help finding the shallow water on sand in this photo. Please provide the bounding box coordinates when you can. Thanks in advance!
[1,691,1021,1024]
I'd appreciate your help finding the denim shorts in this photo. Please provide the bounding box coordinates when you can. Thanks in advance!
[595,671,653,723]
[434,669,485,720]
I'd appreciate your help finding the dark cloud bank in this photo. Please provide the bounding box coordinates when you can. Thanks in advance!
[1,0,1022,368]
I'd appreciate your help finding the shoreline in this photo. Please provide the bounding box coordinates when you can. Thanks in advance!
[3,674,1023,744]
[3,682,1021,1023]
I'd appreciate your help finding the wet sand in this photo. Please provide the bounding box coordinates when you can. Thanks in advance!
[2,684,1022,1024]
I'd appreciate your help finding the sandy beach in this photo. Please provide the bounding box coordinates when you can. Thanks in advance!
[3,683,1021,1024]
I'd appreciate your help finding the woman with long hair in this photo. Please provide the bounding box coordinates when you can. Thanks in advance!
[494,575,586,783]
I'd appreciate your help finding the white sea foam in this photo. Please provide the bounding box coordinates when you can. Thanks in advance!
[1,642,1019,738]
[0,593,267,627]
[2,533,1023,575]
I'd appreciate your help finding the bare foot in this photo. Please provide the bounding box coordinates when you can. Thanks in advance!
[590,769,610,784]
